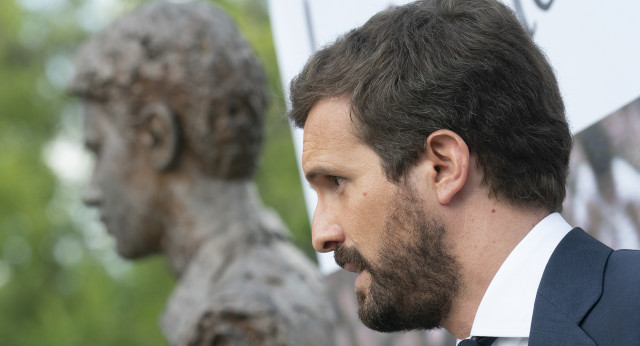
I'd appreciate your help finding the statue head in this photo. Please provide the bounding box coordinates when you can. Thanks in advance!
[71,1,268,258]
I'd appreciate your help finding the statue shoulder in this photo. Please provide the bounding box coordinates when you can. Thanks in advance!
[162,240,336,346]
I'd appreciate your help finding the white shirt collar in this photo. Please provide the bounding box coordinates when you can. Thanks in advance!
[469,212,573,337]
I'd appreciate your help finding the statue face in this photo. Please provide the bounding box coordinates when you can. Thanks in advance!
[82,100,164,259]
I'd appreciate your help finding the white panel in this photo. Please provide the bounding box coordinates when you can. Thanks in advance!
[514,0,640,132]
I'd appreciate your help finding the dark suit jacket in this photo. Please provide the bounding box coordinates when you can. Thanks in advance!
[529,228,640,345]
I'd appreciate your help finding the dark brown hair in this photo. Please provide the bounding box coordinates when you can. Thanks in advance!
[289,0,571,212]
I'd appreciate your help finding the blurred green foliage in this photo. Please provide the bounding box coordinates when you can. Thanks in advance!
[0,0,311,344]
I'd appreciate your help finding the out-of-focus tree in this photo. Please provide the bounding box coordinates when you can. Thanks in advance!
[0,0,310,344]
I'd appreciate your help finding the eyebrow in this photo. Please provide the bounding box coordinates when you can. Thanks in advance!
[304,167,333,184]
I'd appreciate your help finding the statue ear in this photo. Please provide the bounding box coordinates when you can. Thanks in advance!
[139,102,179,172]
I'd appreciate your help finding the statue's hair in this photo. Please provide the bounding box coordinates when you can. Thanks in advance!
[72,1,268,179]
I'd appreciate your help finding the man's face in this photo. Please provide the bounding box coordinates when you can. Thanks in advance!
[82,100,164,259]
[302,97,461,332]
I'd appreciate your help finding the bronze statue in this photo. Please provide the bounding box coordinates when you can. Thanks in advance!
[70,2,335,345]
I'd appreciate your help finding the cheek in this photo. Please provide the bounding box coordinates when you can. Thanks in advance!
[101,143,149,190]
[347,185,397,253]
[97,154,145,209]
[99,164,130,196]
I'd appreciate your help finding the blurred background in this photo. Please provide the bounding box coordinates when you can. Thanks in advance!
[0,0,312,344]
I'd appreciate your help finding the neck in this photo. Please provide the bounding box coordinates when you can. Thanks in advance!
[160,176,269,277]
[440,198,549,338]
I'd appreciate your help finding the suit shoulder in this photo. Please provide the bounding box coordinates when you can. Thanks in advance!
[597,249,640,305]
[580,249,640,345]
[607,248,640,266]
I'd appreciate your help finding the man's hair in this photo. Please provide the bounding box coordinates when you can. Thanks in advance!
[289,0,571,212]
[71,1,267,179]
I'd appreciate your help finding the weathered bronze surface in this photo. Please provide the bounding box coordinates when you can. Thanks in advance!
[72,2,335,345]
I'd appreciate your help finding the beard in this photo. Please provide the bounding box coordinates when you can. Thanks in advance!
[334,186,461,332]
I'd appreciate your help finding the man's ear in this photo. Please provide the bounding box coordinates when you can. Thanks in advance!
[139,102,180,171]
[423,129,470,205]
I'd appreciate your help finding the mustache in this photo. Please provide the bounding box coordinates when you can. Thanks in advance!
[334,245,371,271]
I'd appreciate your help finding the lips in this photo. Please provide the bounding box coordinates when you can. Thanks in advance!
[342,262,362,274]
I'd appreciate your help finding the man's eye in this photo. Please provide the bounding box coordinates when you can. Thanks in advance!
[330,176,343,187]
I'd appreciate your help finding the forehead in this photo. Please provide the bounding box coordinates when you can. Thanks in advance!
[303,96,358,144]
[301,97,367,170]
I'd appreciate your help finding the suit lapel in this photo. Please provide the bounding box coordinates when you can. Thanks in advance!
[529,228,613,346]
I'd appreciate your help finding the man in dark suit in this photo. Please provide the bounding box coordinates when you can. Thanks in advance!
[287,0,640,344]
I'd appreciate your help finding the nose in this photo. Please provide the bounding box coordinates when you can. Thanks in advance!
[311,206,345,252]
[82,171,102,208]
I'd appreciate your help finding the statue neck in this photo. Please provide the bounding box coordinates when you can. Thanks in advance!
[161,177,271,277]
